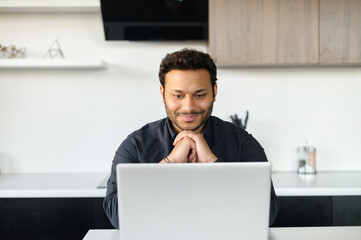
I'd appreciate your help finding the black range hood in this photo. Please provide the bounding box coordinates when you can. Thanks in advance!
[100,0,208,41]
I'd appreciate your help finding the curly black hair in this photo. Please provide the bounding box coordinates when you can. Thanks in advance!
[159,49,217,91]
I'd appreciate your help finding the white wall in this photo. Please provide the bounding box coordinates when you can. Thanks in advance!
[0,12,360,173]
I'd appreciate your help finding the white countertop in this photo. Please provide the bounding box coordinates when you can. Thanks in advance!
[272,172,361,196]
[0,173,107,198]
[83,227,361,240]
[1,171,361,198]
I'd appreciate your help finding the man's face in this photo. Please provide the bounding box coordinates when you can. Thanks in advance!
[160,69,217,134]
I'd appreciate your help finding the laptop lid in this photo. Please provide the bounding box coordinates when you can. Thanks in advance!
[116,162,271,240]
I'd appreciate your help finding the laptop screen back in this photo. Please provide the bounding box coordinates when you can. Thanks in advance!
[116,162,271,240]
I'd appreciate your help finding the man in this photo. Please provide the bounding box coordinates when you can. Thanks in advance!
[103,49,280,229]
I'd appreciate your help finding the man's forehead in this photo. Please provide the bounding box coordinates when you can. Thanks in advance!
[164,69,212,86]
[165,69,210,78]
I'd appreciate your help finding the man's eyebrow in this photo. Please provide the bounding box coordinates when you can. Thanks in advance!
[170,89,184,93]
[195,89,208,93]
[170,88,209,93]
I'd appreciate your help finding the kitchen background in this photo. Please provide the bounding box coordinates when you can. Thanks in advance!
[0,11,360,174]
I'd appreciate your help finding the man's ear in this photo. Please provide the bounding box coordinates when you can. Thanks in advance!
[160,84,165,103]
[213,83,218,102]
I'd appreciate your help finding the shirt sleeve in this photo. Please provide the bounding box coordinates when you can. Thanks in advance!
[241,134,280,226]
[103,135,138,229]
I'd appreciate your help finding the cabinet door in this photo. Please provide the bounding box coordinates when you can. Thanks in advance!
[333,196,361,226]
[271,196,332,227]
[0,198,114,240]
[208,0,319,65]
[320,0,361,63]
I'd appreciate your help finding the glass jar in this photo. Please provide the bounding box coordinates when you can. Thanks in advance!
[297,146,307,174]
[297,146,316,174]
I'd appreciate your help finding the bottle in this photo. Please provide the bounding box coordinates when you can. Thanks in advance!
[307,147,317,174]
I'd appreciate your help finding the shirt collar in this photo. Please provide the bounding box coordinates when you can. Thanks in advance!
[201,117,212,146]
[166,118,177,140]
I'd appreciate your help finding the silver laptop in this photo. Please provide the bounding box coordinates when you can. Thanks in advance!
[116,162,271,240]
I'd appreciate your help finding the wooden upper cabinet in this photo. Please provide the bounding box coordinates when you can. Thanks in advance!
[320,0,361,64]
[208,0,319,66]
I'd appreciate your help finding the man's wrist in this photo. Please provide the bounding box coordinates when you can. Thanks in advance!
[159,157,172,164]
[163,157,172,163]
[208,154,218,163]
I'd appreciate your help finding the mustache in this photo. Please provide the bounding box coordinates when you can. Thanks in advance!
[175,111,205,116]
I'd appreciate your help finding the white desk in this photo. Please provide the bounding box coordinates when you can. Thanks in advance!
[83,227,361,240]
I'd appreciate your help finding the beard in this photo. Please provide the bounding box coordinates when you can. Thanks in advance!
[164,100,214,133]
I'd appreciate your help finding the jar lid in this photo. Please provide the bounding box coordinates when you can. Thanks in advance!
[297,146,307,152]
[308,146,316,152]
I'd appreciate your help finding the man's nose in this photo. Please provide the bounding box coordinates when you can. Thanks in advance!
[182,96,196,112]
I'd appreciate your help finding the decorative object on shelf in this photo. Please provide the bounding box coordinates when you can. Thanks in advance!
[0,43,26,58]
[230,111,249,130]
[43,39,64,59]
[297,145,317,174]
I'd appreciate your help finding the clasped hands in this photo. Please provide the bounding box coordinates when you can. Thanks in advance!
[166,131,218,163]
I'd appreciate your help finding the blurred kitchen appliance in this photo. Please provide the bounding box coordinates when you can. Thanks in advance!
[100,0,208,40]
[297,146,317,174]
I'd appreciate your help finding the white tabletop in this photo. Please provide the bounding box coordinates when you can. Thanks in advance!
[83,227,361,240]
[268,227,361,240]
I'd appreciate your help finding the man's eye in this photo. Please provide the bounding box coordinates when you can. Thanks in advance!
[196,94,206,98]
[173,94,183,99]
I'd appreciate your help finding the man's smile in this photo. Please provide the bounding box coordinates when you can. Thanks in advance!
[180,115,198,122]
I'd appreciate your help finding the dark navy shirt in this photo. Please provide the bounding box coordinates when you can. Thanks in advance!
[103,116,280,228]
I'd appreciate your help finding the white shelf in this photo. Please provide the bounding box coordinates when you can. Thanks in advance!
[0,59,107,70]
[0,0,100,13]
